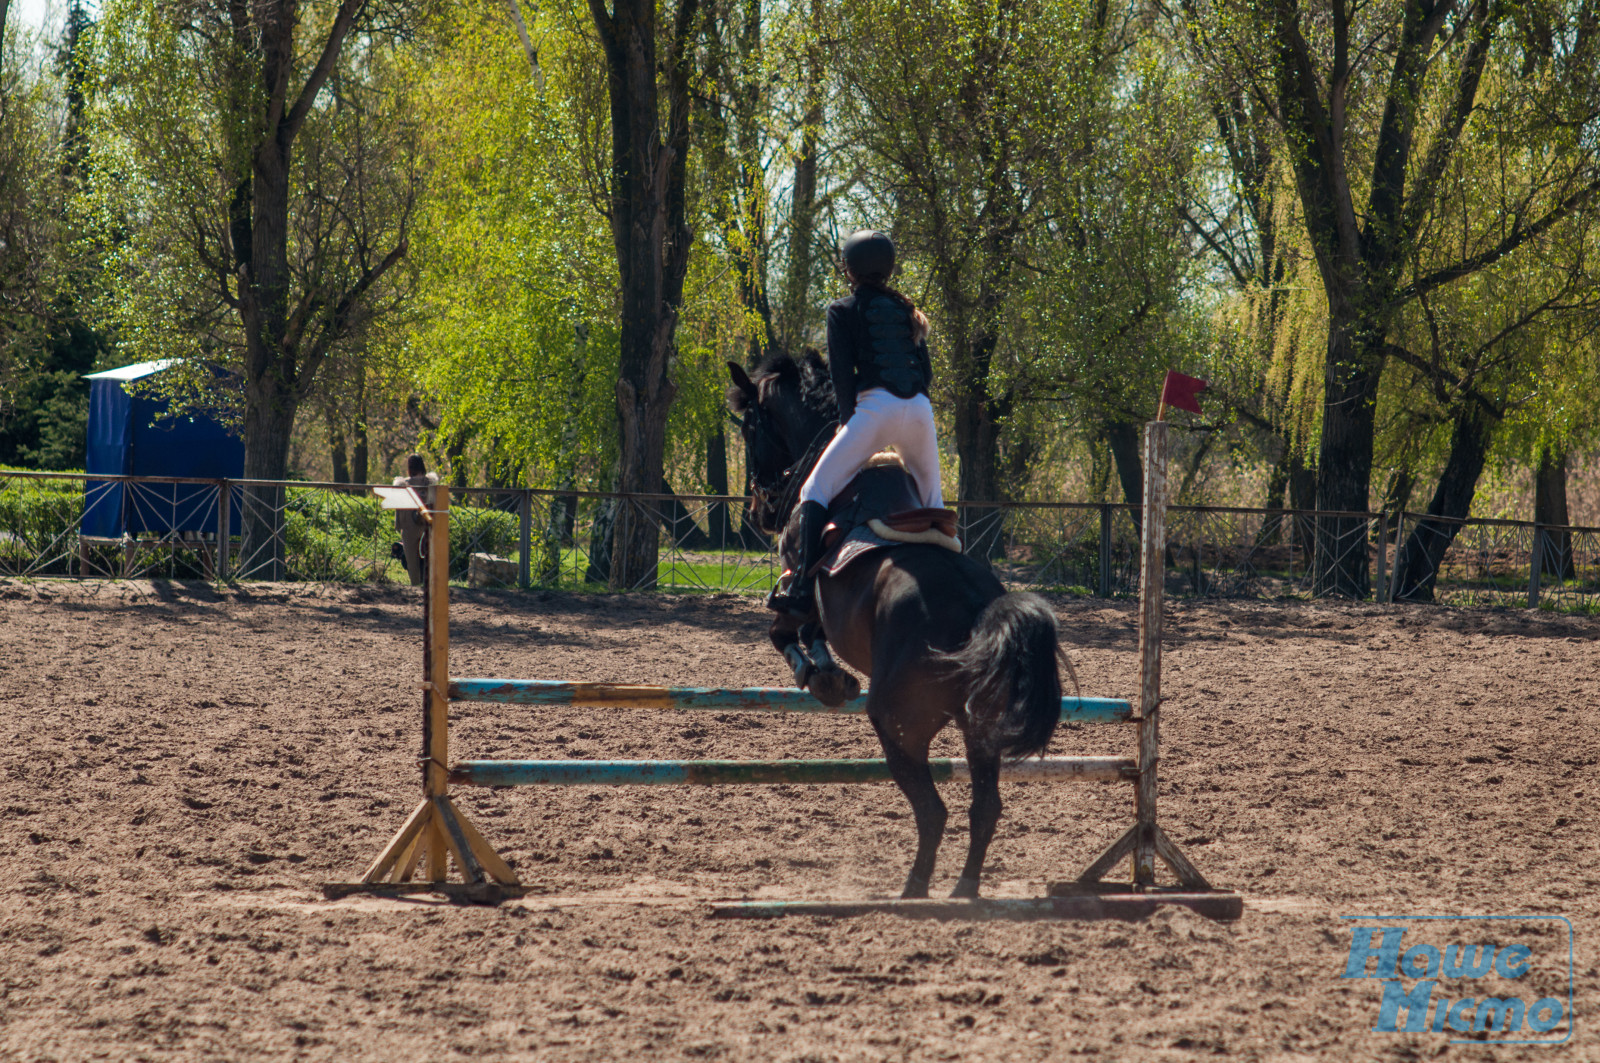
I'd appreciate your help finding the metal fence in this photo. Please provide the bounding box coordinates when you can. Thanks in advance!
[1,469,1596,610]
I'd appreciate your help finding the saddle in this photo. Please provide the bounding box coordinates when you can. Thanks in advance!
[794,456,961,580]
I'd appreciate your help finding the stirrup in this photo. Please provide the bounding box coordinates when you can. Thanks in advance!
[765,575,815,618]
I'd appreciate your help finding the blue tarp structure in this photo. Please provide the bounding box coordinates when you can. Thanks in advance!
[82,360,244,538]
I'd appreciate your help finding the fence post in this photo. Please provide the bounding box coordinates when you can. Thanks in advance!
[518,489,532,590]
[1374,509,1387,603]
[1528,522,1543,609]
[1098,503,1112,597]
[1387,511,1406,603]
[216,479,231,580]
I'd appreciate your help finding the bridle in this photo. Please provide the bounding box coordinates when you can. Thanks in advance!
[730,388,837,530]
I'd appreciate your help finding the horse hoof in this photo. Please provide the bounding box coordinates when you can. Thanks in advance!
[900,875,930,900]
[950,877,980,899]
[807,668,857,708]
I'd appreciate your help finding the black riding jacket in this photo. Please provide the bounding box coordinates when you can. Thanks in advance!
[825,286,932,422]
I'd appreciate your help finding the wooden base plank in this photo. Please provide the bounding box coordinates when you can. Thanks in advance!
[444,796,520,886]
[361,800,433,883]
[321,881,530,903]
[431,796,486,884]
[708,892,1243,921]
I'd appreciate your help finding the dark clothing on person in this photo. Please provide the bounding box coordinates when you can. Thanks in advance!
[825,286,932,422]
[394,471,439,586]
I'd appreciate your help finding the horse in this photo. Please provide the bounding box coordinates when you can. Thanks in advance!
[727,350,1072,899]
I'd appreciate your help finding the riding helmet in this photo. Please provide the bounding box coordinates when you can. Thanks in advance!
[842,230,896,284]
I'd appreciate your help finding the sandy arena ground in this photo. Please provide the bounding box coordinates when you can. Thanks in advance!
[1,578,1597,1061]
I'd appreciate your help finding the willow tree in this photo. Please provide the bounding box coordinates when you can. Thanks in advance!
[410,11,619,482]
[1180,0,1600,596]
[84,0,418,574]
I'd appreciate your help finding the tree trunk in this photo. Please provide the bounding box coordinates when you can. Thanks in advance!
[1535,446,1575,580]
[707,427,737,547]
[1392,403,1496,602]
[1287,451,1317,558]
[1311,315,1385,597]
[330,422,350,483]
[775,0,822,354]
[592,0,697,590]
[351,371,369,483]
[953,371,1005,559]
[1103,419,1143,541]
[239,381,299,580]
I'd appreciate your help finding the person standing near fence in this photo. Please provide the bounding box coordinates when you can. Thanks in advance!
[394,455,439,587]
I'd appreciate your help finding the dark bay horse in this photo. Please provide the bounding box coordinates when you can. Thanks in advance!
[727,350,1070,899]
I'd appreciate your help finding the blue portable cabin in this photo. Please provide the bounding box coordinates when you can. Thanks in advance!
[82,360,245,538]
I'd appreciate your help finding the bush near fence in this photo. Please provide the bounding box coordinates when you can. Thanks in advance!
[0,473,82,572]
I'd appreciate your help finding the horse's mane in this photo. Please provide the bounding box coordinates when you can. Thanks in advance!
[727,348,838,422]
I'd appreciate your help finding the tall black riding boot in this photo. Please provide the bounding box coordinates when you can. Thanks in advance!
[767,500,828,617]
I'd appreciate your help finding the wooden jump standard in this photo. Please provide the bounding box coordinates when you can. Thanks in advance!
[333,420,1238,919]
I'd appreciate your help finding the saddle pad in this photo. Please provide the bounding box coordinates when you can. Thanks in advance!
[814,523,898,578]
[877,507,958,538]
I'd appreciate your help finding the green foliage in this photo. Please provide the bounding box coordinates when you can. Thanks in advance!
[449,504,520,573]
[281,487,388,582]
[0,472,83,570]
[830,0,1205,501]
[407,11,621,488]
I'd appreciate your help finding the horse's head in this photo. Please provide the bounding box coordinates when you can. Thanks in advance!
[726,348,838,533]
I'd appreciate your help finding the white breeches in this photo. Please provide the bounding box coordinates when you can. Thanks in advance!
[798,389,945,509]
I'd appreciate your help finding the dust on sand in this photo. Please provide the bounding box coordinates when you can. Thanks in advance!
[1,578,1596,1061]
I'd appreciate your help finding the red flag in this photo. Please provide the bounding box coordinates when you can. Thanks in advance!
[1160,370,1208,416]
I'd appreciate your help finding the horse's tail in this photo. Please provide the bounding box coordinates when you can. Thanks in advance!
[945,592,1071,760]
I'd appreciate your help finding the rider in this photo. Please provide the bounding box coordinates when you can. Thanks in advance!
[769,229,945,617]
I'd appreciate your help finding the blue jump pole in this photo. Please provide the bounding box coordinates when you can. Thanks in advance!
[449,756,1136,787]
[449,679,1133,724]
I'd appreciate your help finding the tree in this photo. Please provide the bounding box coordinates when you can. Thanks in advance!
[833,0,1197,556]
[585,0,701,588]
[85,0,418,574]
[1180,0,1600,595]
[0,2,109,470]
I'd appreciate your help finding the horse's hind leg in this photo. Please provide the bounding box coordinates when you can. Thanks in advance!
[870,715,946,899]
[952,737,1002,899]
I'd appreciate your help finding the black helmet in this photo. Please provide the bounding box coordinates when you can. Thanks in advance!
[842,230,896,283]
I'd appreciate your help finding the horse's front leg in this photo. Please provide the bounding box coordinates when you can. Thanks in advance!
[768,613,815,690]
[799,618,860,707]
